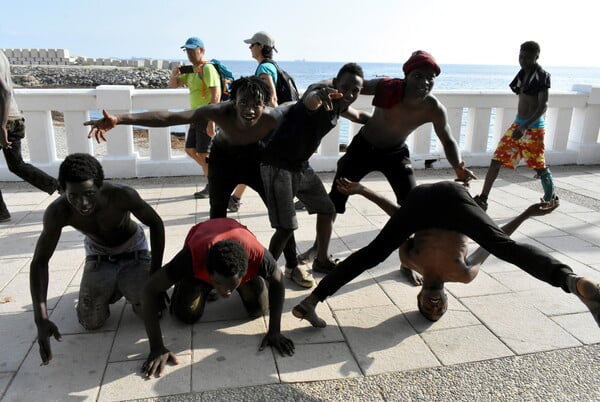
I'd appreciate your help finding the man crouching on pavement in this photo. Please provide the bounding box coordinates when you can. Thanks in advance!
[141,217,294,378]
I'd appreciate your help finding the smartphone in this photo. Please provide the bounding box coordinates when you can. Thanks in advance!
[179,65,194,74]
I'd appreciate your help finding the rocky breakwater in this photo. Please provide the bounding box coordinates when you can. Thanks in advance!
[10,65,172,88]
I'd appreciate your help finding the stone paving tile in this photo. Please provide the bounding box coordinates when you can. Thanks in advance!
[0,312,37,372]
[0,270,75,314]
[276,342,362,383]
[0,256,28,289]
[552,313,600,345]
[282,287,345,345]
[108,305,192,363]
[491,269,556,293]
[335,305,440,375]
[326,273,394,312]
[190,319,279,392]
[461,293,582,354]
[97,355,192,402]
[516,287,585,316]
[0,372,13,399]
[445,270,510,298]
[421,324,514,365]
[2,332,114,402]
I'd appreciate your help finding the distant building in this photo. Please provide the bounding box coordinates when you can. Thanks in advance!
[1,48,181,69]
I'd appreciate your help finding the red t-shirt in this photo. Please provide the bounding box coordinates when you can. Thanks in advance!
[184,218,265,284]
[372,78,405,109]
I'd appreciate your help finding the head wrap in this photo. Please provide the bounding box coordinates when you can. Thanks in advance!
[402,51,441,77]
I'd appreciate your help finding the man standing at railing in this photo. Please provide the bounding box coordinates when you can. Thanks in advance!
[299,51,477,273]
[170,37,221,199]
[473,41,556,211]
[0,49,59,222]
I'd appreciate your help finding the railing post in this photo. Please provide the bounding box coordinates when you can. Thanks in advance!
[94,85,137,177]
[570,85,600,164]
[22,110,57,165]
[64,111,93,154]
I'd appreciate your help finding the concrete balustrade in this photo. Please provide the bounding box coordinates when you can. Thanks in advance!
[1,86,599,181]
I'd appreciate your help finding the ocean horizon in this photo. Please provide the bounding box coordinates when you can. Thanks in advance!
[203,60,600,92]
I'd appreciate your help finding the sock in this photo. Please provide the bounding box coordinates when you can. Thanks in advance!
[539,168,555,201]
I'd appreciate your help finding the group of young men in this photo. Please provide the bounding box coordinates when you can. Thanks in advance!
[3,41,599,379]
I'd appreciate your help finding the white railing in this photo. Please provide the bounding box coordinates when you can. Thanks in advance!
[2,85,600,181]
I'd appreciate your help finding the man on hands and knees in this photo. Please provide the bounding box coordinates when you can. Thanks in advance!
[293,178,600,328]
[30,153,165,364]
[141,218,294,378]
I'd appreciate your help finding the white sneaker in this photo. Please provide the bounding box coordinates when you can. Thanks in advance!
[285,265,315,288]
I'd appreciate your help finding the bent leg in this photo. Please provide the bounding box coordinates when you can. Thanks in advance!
[237,276,268,318]
[170,280,212,324]
[117,254,151,317]
[3,135,58,194]
[77,260,119,330]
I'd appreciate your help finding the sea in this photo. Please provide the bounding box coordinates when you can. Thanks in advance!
[220,60,600,91]
[92,61,600,144]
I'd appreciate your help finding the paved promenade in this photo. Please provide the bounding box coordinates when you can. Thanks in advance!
[1,166,599,402]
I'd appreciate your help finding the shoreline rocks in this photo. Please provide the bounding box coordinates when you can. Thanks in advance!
[10,65,172,88]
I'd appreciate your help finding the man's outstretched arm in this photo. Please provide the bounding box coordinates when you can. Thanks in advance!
[84,108,206,143]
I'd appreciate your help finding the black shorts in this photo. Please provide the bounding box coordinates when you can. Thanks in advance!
[185,123,212,153]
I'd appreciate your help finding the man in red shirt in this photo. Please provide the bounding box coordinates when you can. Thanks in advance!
[140,218,294,378]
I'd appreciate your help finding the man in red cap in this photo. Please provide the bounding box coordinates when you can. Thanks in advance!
[299,50,477,276]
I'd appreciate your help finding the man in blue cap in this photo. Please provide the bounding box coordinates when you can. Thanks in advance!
[169,37,221,199]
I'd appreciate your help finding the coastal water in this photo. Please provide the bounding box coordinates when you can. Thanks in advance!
[221,60,600,91]
[84,61,600,149]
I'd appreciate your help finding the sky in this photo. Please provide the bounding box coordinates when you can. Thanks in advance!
[2,0,599,67]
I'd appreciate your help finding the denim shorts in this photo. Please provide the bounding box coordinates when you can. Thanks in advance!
[77,250,151,330]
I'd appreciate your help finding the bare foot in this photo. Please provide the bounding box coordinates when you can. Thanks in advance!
[298,245,318,264]
[401,266,423,286]
[292,301,326,328]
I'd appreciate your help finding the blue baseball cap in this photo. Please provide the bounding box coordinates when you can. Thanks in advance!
[181,37,204,49]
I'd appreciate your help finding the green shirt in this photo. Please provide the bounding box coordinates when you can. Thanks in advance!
[180,63,221,109]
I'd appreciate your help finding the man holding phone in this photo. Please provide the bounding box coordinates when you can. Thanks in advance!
[170,37,221,199]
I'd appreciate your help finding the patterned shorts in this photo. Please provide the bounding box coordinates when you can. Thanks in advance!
[492,123,546,169]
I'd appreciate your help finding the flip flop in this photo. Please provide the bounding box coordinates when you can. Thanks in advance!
[292,301,327,328]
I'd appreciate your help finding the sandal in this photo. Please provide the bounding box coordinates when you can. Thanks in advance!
[292,301,327,328]
[567,276,600,327]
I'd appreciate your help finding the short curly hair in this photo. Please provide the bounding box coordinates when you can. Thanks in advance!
[58,153,104,192]
[230,76,272,105]
[520,41,541,55]
[206,239,248,278]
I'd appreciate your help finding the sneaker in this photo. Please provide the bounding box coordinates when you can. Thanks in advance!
[294,199,306,210]
[312,257,339,274]
[543,194,559,203]
[0,211,10,223]
[227,195,241,213]
[194,187,210,199]
[285,265,315,288]
[473,195,488,211]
